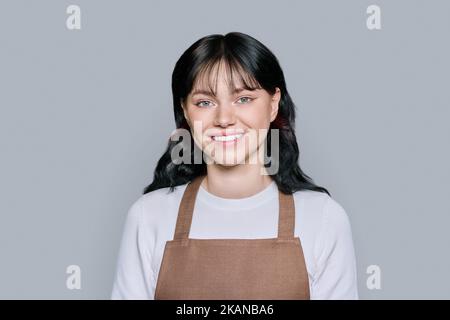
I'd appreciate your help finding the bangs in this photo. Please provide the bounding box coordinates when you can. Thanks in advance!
[190,57,263,97]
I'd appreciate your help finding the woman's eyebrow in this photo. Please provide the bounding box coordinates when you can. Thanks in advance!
[191,87,256,97]
[191,89,215,97]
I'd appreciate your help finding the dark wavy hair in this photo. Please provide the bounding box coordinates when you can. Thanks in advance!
[143,32,330,196]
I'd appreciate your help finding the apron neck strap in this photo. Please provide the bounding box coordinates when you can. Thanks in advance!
[173,175,295,240]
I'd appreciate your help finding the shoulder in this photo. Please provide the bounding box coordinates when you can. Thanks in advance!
[125,183,189,235]
[293,189,350,224]
[291,189,353,243]
[139,183,188,212]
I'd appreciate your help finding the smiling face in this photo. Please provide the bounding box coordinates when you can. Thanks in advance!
[181,59,281,166]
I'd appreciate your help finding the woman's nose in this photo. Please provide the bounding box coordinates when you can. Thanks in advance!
[213,104,236,127]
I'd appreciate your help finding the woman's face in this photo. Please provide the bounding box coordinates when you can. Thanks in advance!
[181,62,281,166]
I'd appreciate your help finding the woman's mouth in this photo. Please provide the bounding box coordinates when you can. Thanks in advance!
[211,133,244,145]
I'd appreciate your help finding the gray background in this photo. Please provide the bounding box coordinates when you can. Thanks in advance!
[0,0,449,299]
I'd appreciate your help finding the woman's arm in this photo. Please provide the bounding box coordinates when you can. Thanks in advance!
[111,198,155,299]
[310,196,359,299]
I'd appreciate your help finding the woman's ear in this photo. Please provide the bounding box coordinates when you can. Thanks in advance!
[270,87,281,122]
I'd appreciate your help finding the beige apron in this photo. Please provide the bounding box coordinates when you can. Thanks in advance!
[154,175,310,300]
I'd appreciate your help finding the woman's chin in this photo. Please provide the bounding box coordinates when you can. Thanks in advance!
[207,155,248,167]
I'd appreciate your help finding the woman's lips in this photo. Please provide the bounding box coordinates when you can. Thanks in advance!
[211,133,245,145]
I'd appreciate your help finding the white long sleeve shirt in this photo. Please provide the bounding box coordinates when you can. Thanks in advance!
[111,180,359,300]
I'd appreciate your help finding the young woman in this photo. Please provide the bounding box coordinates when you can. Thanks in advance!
[111,32,358,300]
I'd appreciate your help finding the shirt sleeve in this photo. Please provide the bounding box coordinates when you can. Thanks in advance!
[111,198,154,299]
[310,196,359,299]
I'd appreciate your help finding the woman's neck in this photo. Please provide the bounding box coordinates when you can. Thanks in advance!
[201,164,273,199]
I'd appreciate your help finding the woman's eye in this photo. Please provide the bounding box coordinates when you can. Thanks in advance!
[195,97,253,107]
[196,100,213,108]
[237,97,253,104]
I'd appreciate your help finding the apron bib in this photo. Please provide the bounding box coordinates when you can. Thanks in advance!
[154,175,310,299]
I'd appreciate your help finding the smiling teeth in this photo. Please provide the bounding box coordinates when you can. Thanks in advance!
[213,134,243,142]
